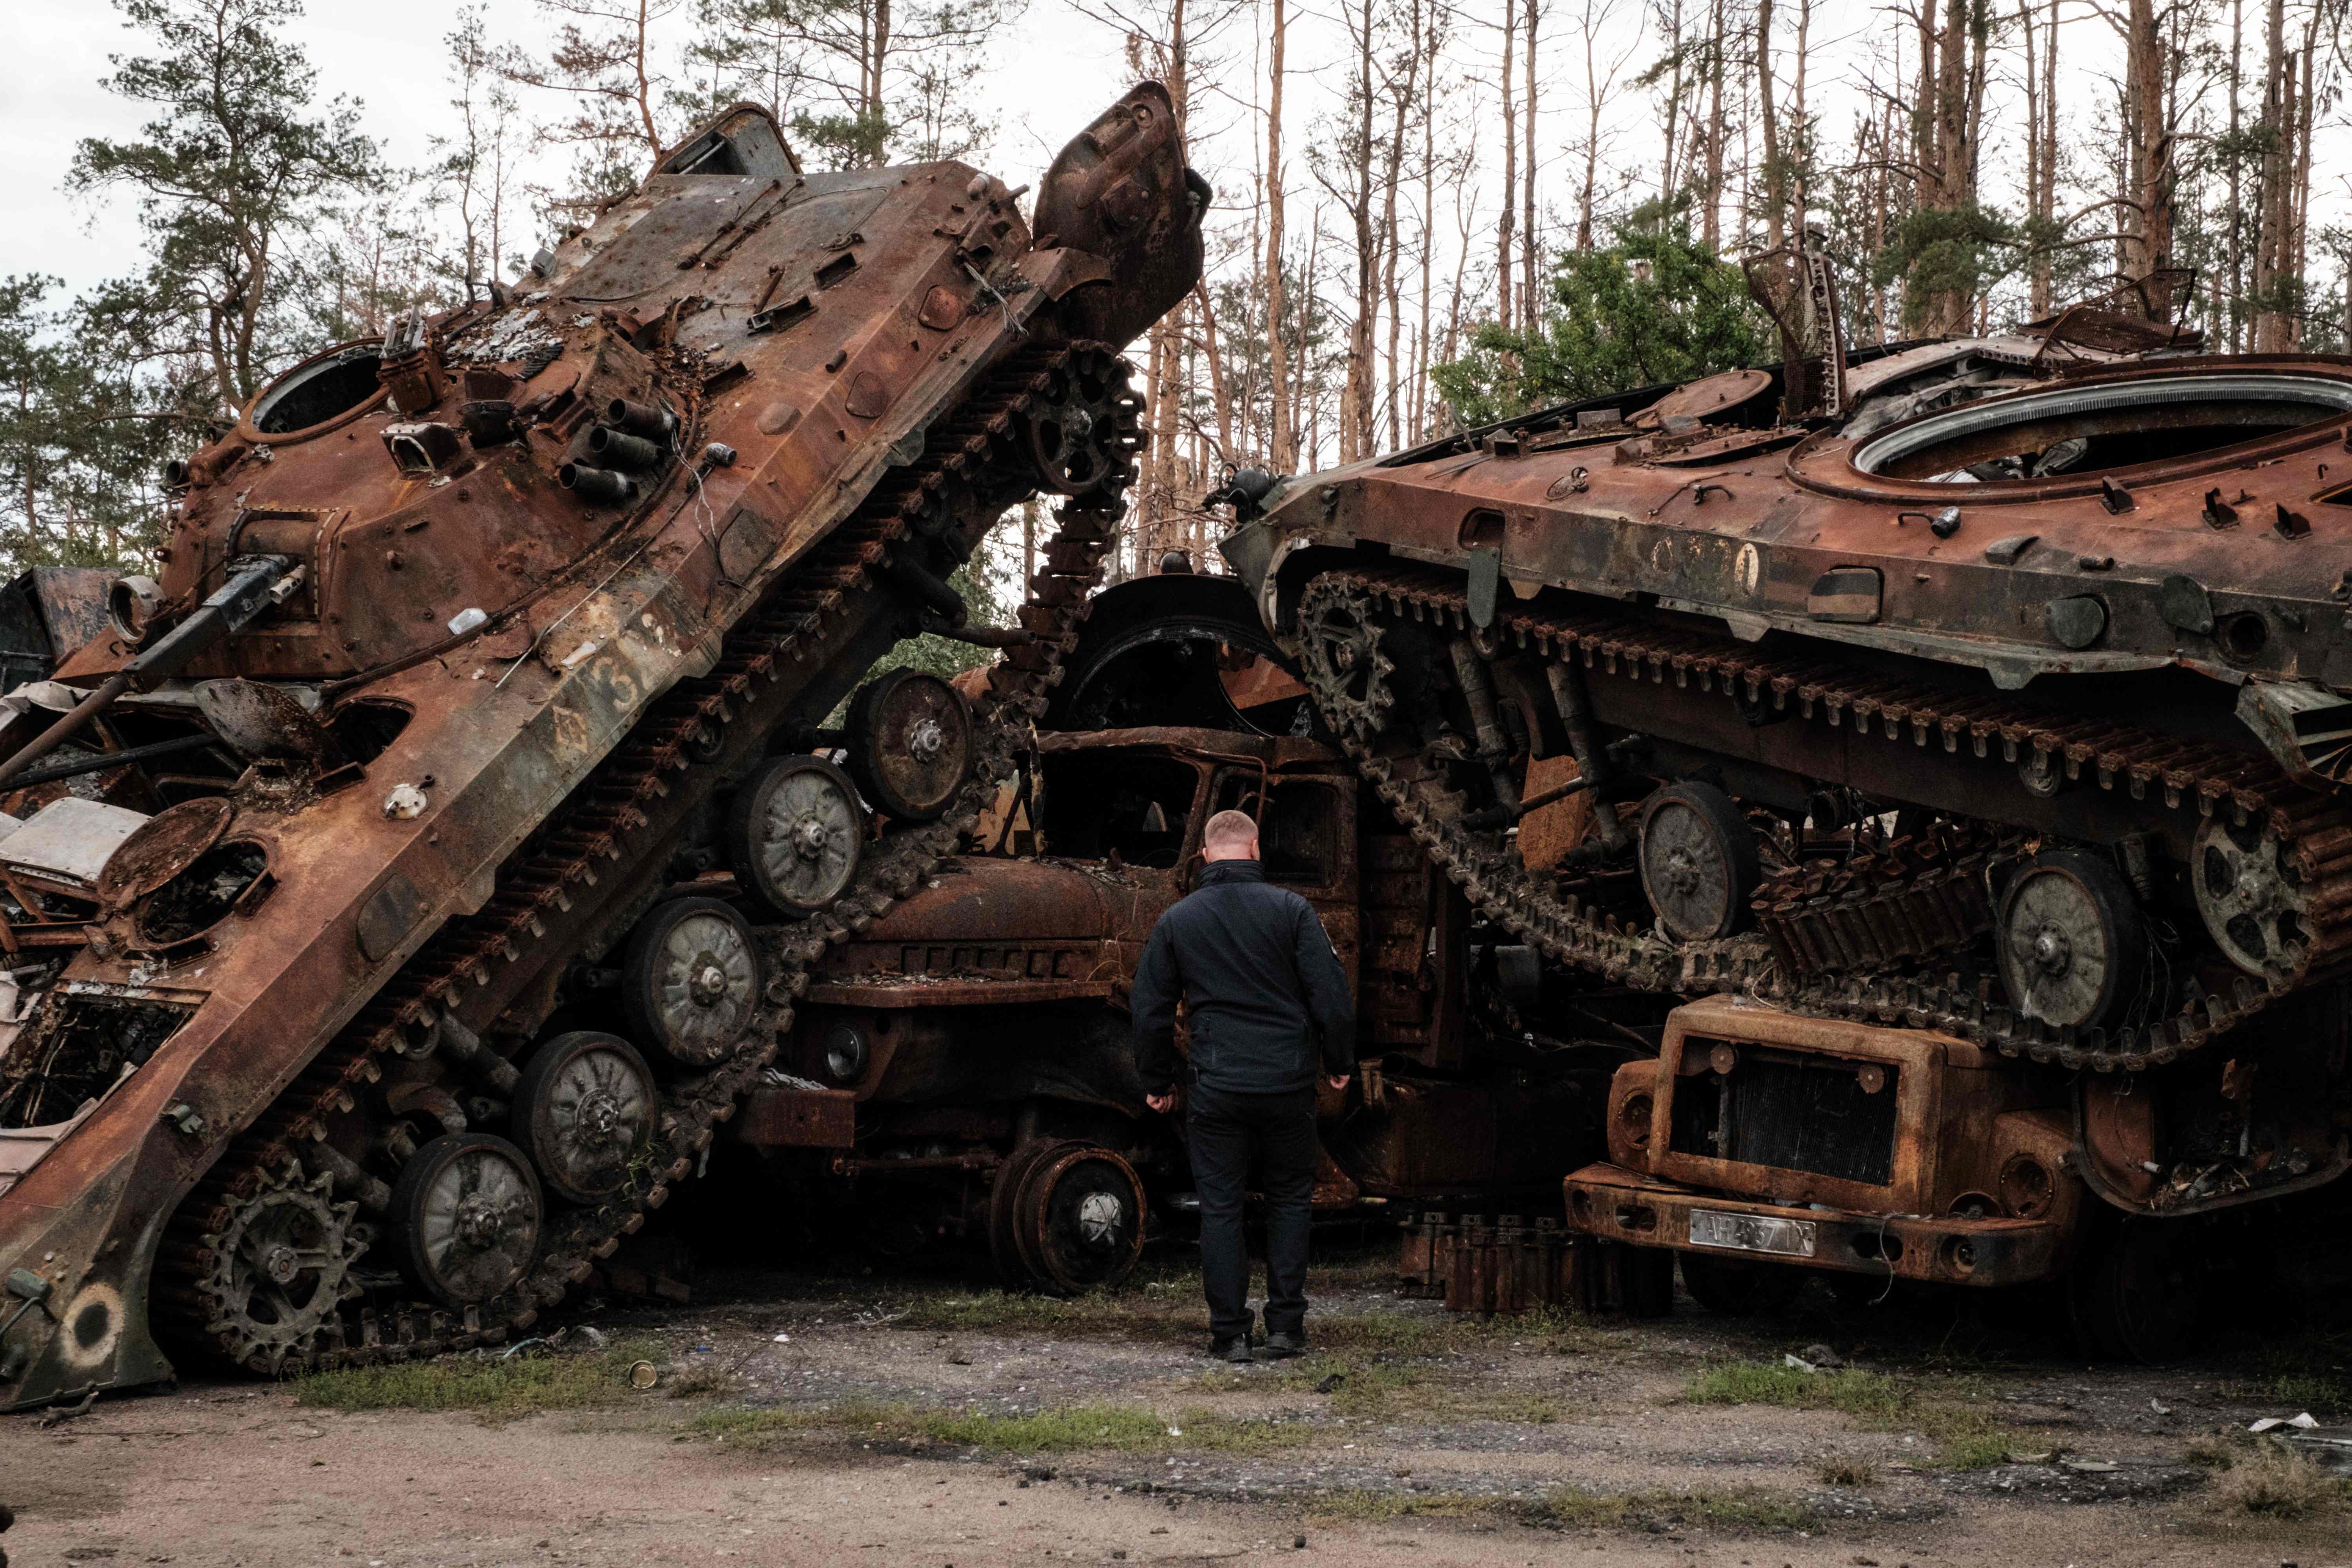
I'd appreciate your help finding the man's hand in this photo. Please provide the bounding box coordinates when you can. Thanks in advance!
[1327,1075,1350,1092]
[1146,1091,1176,1114]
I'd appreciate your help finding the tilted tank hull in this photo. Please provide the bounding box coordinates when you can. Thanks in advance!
[0,88,1201,1408]
[1220,258,2352,1237]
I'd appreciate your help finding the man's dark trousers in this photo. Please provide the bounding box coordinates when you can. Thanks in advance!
[1186,1082,1317,1343]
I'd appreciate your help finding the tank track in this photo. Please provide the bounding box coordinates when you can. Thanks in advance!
[1751,822,2022,980]
[156,341,1133,1374]
[1296,564,2352,1073]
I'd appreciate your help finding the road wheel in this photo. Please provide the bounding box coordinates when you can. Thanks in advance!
[1639,782,1762,940]
[846,668,973,823]
[622,895,762,1067]
[511,1031,656,1205]
[1995,848,2148,1030]
[730,755,865,916]
[391,1132,543,1307]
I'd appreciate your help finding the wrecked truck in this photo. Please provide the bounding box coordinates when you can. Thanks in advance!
[720,573,1632,1291]
[0,86,1205,1409]
[1214,256,2352,1357]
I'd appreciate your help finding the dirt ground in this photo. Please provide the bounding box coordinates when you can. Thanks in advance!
[3,1237,2348,1568]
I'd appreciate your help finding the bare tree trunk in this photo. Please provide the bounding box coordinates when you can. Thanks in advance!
[2226,0,2244,347]
[1498,0,1519,329]
[1756,0,1783,249]
[1265,0,1291,469]
[1702,0,1726,251]
[1521,0,1540,335]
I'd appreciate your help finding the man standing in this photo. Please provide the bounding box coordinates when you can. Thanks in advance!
[1133,808,1355,1363]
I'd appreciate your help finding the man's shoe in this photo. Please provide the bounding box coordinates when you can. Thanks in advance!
[1259,1329,1307,1359]
[1210,1336,1253,1364]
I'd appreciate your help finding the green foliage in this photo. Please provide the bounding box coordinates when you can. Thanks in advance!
[691,1398,1311,1455]
[69,0,384,413]
[1872,204,2018,330]
[0,275,181,575]
[1431,203,1770,426]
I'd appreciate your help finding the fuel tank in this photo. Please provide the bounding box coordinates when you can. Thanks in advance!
[0,87,1201,1408]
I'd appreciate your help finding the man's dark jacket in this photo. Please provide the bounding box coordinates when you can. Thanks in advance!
[1131,859,1356,1095]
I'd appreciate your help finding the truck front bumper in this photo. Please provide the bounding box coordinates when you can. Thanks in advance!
[1563,1164,2071,1289]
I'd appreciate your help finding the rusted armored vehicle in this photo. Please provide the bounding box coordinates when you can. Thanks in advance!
[722,573,1627,1291]
[0,86,1205,1408]
[1217,259,2352,1355]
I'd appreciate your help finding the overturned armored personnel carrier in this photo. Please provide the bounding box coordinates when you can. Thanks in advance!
[0,87,1203,1408]
[1220,259,2352,1355]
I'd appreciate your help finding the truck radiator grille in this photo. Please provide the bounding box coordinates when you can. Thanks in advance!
[1670,1050,1898,1186]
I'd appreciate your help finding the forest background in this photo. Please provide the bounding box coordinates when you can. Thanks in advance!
[4,0,2350,621]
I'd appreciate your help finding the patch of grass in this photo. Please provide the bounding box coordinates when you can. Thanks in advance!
[664,1363,743,1401]
[690,1399,1312,1456]
[1686,1361,1907,1421]
[2212,1448,2352,1519]
[1816,1459,1877,1487]
[1267,1355,1425,1419]
[1548,1485,1814,1533]
[1486,1391,1564,1425]
[1684,1359,2016,1469]
[294,1341,660,1420]
[2183,1436,2240,1470]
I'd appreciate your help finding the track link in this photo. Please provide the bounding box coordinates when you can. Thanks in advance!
[1297,565,2352,1073]
[158,342,1135,1373]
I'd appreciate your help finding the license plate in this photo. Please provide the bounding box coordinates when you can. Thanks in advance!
[1688,1208,1818,1258]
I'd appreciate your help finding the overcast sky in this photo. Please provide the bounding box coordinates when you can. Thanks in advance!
[0,0,1152,301]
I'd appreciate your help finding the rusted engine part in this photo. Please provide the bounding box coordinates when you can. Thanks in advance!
[150,347,1133,1377]
[1395,1210,1670,1317]
[1291,567,2352,1086]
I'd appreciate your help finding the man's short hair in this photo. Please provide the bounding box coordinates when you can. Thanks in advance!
[1203,809,1258,854]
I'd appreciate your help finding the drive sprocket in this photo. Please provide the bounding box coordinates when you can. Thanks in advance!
[1295,589,1394,742]
[198,1160,369,1373]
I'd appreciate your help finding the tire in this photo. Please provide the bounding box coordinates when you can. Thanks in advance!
[2066,1216,2207,1363]
[1680,1249,1809,1316]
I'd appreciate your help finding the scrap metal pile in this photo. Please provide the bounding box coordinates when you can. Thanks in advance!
[1218,257,2352,1357]
[0,87,1205,1409]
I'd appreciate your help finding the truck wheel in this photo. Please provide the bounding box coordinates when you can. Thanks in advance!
[622,896,763,1066]
[994,1138,1147,1295]
[1679,1249,1808,1315]
[391,1132,543,1307]
[511,1031,656,1205]
[846,668,973,822]
[2067,1218,2205,1363]
[730,755,865,915]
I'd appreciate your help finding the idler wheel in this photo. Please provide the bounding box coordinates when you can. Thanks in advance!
[996,1138,1147,1296]
[846,668,973,823]
[390,1132,543,1307]
[511,1031,657,1205]
[1637,782,1761,941]
[1994,848,2147,1030]
[622,895,763,1065]
[729,755,865,915]
[2191,814,2312,976]
[1678,1250,1808,1316]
